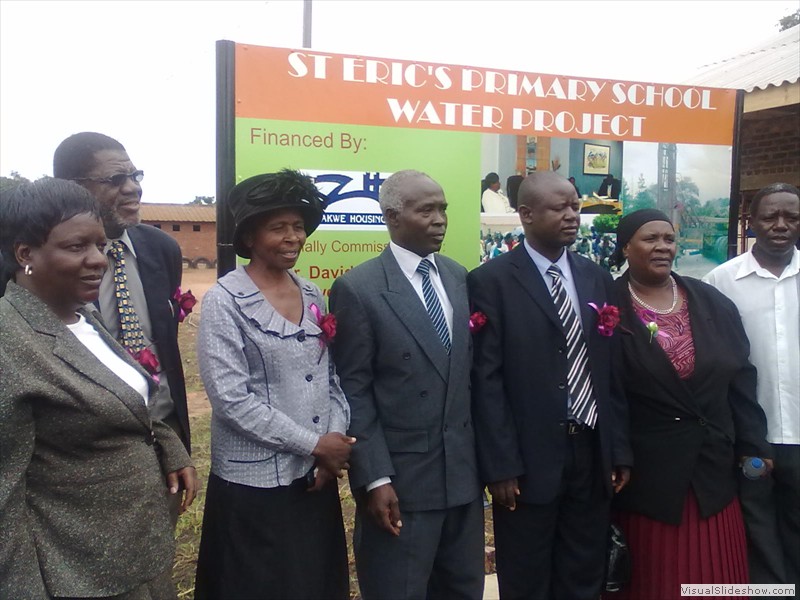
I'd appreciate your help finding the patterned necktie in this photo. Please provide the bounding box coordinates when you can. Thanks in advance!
[546,264,597,428]
[109,240,146,353]
[416,259,451,353]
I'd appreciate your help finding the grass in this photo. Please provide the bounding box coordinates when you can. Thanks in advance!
[172,305,493,599]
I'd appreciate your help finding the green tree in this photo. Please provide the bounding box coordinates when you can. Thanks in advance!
[0,171,31,192]
[779,9,800,31]
[592,214,621,234]
[190,195,215,205]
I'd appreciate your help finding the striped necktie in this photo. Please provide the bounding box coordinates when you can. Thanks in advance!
[109,240,146,353]
[546,264,597,428]
[416,259,451,353]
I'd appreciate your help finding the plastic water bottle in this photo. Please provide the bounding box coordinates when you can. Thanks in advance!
[742,457,766,480]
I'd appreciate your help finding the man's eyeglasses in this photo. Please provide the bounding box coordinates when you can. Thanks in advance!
[73,170,144,187]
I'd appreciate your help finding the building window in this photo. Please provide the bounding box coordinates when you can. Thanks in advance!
[193,224,201,232]
[172,224,181,232]
[153,223,162,229]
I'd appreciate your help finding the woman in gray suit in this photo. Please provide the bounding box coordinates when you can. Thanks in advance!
[194,170,352,600]
[0,179,196,599]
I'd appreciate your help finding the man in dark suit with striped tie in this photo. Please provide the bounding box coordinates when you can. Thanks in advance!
[468,171,632,599]
[331,170,484,599]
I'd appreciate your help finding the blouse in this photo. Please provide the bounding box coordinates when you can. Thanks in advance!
[198,266,350,488]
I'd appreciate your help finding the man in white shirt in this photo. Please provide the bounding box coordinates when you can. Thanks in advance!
[703,182,800,585]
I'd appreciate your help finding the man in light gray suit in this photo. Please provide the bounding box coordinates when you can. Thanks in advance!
[330,170,484,599]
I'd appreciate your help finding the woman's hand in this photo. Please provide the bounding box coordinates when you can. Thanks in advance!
[740,456,775,478]
[312,432,356,478]
[166,466,199,514]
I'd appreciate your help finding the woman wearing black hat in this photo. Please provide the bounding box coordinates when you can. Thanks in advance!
[606,209,772,599]
[194,170,352,599]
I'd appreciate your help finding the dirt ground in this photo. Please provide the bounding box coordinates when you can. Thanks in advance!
[180,267,218,417]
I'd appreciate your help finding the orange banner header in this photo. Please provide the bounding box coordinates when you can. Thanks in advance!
[235,44,737,145]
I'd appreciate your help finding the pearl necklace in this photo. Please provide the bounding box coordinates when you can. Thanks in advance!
[628,276,678,315]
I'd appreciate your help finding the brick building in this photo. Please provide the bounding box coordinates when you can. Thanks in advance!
[688,24,800,250]
[139,204,216,268]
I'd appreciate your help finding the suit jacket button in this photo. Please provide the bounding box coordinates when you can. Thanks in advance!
[312,415,320,424]
[305,374,313,382]
[403,352,411,360]
[297,331,306,342]
[698,418,706,426]
[444,425,448,432]
[558,347,565,353]
[420,390,428,398]
[558,383,566,390]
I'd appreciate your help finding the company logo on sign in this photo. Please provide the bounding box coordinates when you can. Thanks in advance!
[306,170,392,231]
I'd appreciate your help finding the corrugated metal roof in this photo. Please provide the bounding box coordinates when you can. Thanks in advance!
[685,24,799,92]
[140,203,216,223]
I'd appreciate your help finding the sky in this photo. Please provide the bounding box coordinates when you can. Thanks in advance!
[1,0,797,204]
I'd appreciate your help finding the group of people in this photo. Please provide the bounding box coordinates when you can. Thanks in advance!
[572,229,617,271]
[0,132,797,600]
[481,231,521,262]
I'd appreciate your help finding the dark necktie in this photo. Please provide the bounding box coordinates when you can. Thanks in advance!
[546,264,597,427]
[109,240,146,353]
[416,259,451,353]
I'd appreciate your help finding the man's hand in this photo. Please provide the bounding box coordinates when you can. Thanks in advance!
[367,484,402,536]
[166,466,198,514]
[611,466,631,494]
[312,433,356,478]
[488,478,520,511]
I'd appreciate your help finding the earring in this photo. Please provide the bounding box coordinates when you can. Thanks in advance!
[24,264,32,276]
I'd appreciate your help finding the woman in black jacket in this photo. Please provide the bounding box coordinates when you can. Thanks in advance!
[606,209,771,599]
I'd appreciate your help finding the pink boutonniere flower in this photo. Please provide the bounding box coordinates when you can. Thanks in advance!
[639,309,669,343]
[130,347,160,384]
[309,303,337,345]
[588,302,620,337]
[309,303,336,364]
[172,287,197,323]
[469,311,488,334]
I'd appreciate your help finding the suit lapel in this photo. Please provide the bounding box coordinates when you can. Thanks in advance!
[569,254,602,334]
[508,245,563,332]
[438,257,469,381]
[127,226,172,336]
[51,325,153,430]
[379,250,450,382]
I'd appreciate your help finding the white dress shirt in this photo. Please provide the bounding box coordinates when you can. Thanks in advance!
[703,248,800,444]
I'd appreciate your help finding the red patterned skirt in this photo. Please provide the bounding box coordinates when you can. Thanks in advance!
[605,490,749,600]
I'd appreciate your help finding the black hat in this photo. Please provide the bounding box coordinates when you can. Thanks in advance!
[611,208,672,267]
[228,169,327,258]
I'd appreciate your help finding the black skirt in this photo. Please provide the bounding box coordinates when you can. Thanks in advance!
[194,472,349,600]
